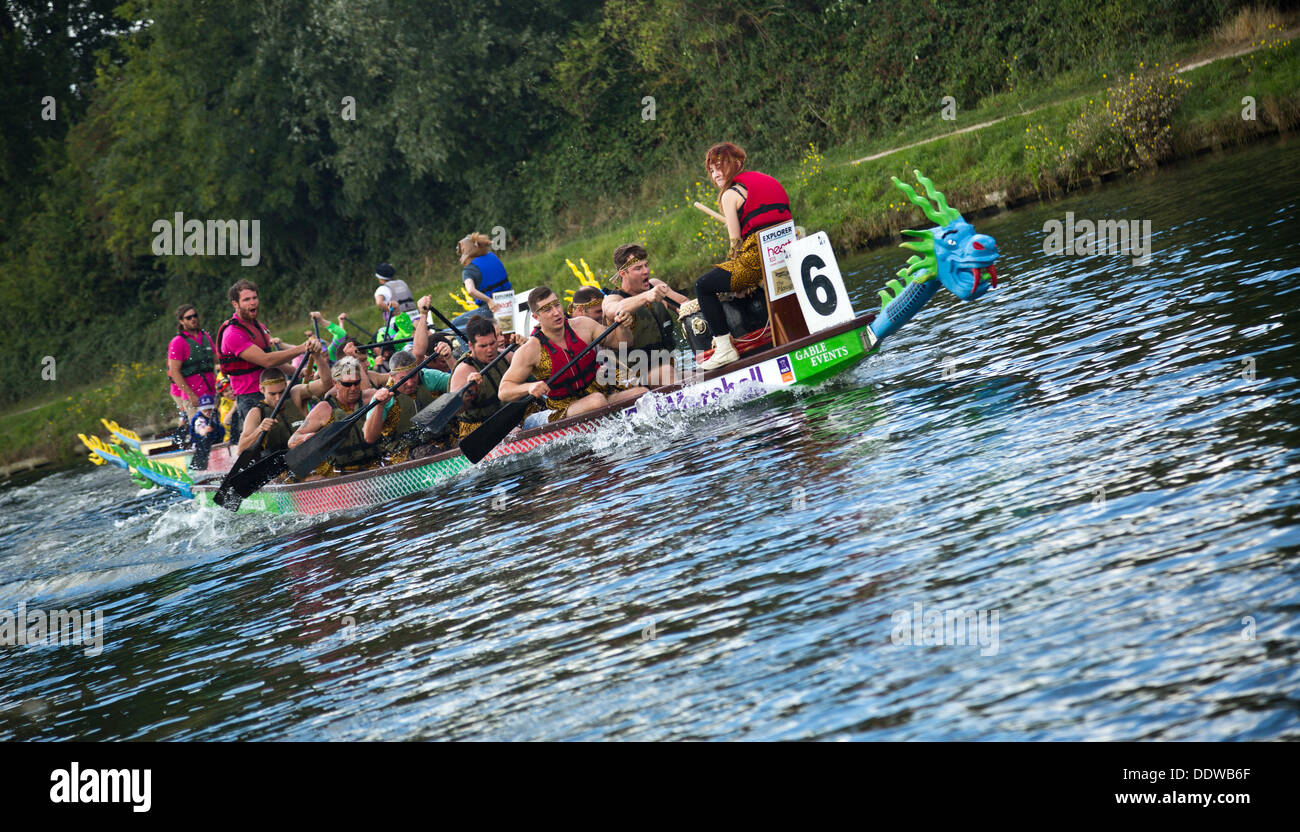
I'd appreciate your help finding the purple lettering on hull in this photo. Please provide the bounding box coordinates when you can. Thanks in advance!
[631,362,773,417]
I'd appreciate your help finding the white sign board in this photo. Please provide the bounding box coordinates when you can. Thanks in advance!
[513,288,537,338]
[493,290,516,334]
[785,231,854,334]
[758,220,798,300]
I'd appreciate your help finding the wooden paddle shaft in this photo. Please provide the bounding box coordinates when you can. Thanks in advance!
[341,316,375,341]
[694,201,725,223]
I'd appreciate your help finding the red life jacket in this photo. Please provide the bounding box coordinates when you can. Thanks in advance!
[532,321,596,399]
[731,170,793,240]
[216,314,272,377]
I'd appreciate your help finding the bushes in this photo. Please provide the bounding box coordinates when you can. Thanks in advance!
[0,0,1261,415]
[1065,70,1193,171]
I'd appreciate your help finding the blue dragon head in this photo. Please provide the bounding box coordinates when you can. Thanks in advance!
[892,170,1000,300]
[868,171,1002,343]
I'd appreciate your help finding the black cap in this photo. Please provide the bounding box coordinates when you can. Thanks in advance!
[375,263,395,281]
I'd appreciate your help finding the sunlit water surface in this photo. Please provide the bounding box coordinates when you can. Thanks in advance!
[1,140,1298,740]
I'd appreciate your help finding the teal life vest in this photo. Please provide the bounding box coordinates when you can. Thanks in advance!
[177,330,217,377]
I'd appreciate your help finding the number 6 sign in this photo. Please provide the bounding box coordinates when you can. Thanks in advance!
[786,231,854,333]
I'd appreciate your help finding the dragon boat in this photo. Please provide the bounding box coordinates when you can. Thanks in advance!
[96,171,1003,516]
[78,417,239,491]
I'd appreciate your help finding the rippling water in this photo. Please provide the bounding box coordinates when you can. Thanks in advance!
[2,140,1298,740]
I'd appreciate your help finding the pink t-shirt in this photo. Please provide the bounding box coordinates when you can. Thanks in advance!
[219,318,272,395]
[167,332,217,400]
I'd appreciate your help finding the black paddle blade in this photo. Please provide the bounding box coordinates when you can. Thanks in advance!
[212,445,263,508]
[285,419,351,479]
[413,391,467,437]
[460,398,531,464]
[214,449,287,511]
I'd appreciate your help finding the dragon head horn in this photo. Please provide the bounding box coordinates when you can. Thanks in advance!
[891,170,963,226]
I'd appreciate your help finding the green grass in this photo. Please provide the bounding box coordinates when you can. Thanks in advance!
[0,362,176,470]
[4,27,1297,471]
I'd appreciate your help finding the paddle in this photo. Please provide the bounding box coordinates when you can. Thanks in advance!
[352,336,414,352]
[425,303,470,351]
[411,343,517,436]
[460,318,623,464]
[340,316,376,342]
[213,342,313,510]
[693,201,726,223]
[283,348,444,479]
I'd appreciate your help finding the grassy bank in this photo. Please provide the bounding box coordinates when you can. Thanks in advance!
[0,363,172,472]
[3,17,1296,472]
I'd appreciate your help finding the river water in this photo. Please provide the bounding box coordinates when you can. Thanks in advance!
[2,140,1298,741]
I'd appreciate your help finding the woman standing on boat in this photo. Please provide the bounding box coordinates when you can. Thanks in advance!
[694,142,793,370]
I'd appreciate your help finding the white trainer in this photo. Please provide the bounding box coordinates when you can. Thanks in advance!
[698,334,740,371]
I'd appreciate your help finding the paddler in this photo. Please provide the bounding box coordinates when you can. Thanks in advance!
[364,352,481,462]
[497,286,647,429]
[234,342,335,455]
[375,349,458,416]
[569,286,606,321]
[167,304,218,425]
[372,301,456,410]
[694,142,793,369]
[602,243,688,385]
[411,294,458,367]
[216,375,236,434]
[287,356,381,476]
[447,315,524,442]
[217,279,321,443]
[373,262,420,332]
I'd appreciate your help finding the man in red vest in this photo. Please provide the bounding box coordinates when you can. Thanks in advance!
[217,279,320,443]
[497,286,646,428]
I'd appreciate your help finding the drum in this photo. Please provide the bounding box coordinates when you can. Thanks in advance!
[677,303,714,352]
[676,291,770,353]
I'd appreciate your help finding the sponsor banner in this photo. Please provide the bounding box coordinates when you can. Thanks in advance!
[493,290,516,333]
[788,328,864,379]
[778,355,794,383]
[759,220,798,300]
[626,361,783,418]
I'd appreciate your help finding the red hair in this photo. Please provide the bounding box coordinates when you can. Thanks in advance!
[704,142,747,191]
